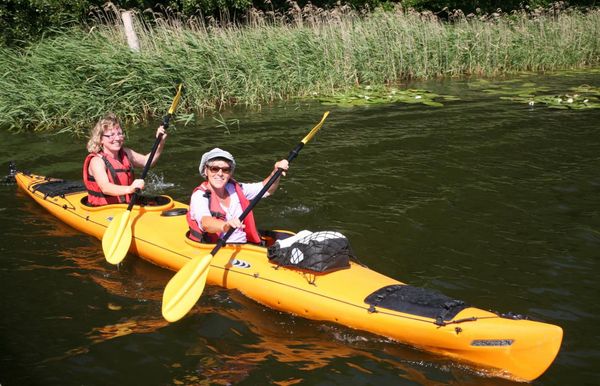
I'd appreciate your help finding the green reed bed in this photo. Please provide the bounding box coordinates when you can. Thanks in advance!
[1,6,599,134]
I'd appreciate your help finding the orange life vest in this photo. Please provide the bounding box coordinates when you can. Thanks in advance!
[187,180,261,244]
[83,150,134,206]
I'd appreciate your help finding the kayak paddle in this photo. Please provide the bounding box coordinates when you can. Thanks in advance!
[161,111,330,322]
[103,84,183,265]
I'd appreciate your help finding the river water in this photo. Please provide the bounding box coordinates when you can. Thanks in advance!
[1,73,599,385]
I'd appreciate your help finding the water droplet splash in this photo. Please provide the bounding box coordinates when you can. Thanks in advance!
[145,172,175,194]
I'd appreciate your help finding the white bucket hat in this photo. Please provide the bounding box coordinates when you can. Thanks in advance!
[199,148,236,178]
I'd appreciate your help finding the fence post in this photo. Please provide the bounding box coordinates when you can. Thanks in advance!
[121,11,140,52]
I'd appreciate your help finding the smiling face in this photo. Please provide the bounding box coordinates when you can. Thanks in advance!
[86,113,124,154]
[101,126,125,154]
[205,159,233,191]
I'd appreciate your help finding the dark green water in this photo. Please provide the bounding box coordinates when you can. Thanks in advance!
[1,73,599,385]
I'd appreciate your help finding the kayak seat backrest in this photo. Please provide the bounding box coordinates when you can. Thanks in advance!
[364,285,469,323]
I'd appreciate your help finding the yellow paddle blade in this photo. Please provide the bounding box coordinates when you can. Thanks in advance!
[168,84,184,115]
[301,111,329,145]
[102,210,133,265]
[162,253,212,322]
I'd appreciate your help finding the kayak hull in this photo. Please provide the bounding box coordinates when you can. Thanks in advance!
[15,171,562,381]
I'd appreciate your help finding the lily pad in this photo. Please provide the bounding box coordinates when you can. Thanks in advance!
[313,85,458,107]
[501,92,600,109]
[472,78,600,110]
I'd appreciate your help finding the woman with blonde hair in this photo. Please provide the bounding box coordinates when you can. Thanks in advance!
[83,113,167,206]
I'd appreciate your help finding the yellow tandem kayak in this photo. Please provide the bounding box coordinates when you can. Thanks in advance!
[14,169,562,381]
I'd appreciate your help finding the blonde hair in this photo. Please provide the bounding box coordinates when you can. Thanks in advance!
[86,113,121,153]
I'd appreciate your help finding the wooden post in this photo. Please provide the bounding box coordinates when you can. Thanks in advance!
[121,11,140,52]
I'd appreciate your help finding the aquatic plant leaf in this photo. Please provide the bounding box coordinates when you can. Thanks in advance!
[313,85,458,108]
[499,96,526,101]
[442,95,461,101]
[422,100,444,107]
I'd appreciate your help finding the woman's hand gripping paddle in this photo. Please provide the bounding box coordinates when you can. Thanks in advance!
[103,84,183,265]
[161,111,329,322]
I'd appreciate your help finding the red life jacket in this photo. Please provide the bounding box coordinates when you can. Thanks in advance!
[187,180,261,244]
[83,150,134,206]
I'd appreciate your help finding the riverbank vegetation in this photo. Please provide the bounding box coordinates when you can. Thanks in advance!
[1,3,599,134]
[3,1,597,46]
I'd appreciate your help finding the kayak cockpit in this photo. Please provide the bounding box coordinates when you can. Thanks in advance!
[79,194,174,212]
[184,229,296,249]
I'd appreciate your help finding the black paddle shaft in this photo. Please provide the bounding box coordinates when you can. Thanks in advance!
[125,113,173,211]
[210,142,305,254]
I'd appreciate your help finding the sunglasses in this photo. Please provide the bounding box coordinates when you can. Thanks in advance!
[102,131,125,139]
[207,165,231,174]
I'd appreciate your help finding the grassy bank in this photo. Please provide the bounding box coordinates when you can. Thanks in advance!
[1,5,599,134]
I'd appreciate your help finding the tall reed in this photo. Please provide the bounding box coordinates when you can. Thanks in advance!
[1,5,598,134]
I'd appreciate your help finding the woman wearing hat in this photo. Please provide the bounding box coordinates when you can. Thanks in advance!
[83,113,167,206]
[187,148,289,243]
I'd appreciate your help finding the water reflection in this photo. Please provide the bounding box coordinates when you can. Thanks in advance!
[57,241,513,385]
[169,301,487,385]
